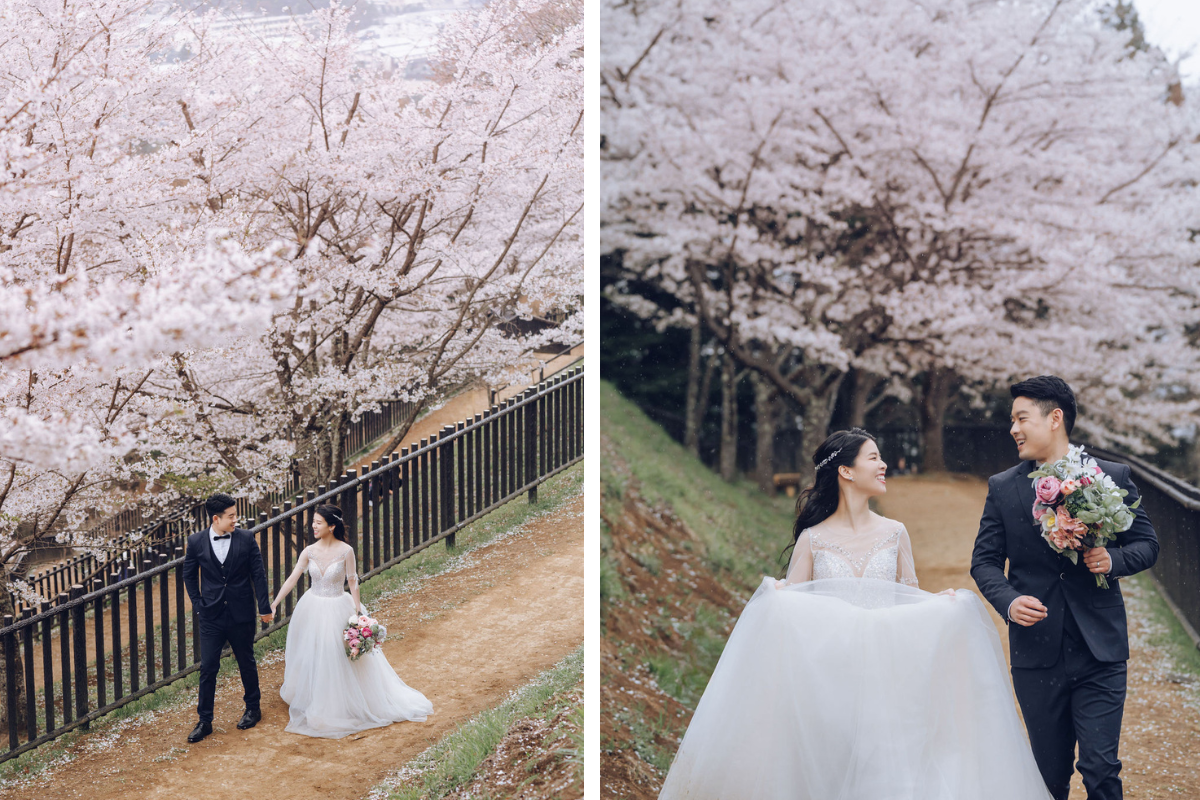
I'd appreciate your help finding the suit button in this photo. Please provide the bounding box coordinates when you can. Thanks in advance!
[1060,573,1065,580]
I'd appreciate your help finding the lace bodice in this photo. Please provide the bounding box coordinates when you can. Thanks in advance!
[302,544,356,598]
[784,521,919,587]
[811,528,901,581]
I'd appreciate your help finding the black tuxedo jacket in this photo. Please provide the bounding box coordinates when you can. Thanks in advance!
[182,527,271,623]
[970,457,1158,669]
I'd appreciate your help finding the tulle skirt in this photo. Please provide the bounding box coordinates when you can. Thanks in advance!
[658,578,1053,800]
[279,591,433,738]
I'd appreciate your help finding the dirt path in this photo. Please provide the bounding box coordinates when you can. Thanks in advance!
[878,474,1200,799]
[350,345,583,474]
[2,493,583,800]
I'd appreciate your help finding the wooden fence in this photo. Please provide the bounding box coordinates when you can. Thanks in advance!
[0,365,583,762]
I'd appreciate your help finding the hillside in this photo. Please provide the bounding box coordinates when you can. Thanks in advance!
[599,381,796,799]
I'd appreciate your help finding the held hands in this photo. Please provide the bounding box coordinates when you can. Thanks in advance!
[260,611,274,624]
[1084,546,1112,575]
[1009,595,1048,627]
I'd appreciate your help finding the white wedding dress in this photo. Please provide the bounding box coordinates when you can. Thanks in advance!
[279,542,433,738]
[657,521,1053,800]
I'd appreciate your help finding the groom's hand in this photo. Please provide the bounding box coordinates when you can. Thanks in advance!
[1009,596,1048,627]
[261,612,274,624]
[1084,546,1112,575]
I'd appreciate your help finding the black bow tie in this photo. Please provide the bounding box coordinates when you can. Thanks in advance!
[213,534,231,541]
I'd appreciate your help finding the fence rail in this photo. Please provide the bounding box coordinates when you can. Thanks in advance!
[0,364,583,762]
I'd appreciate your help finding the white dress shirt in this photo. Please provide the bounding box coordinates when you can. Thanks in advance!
[209,526,232,564]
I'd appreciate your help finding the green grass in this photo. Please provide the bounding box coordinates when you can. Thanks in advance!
[1128,572,1200,692]
[610,700,676,775]
[601,380,796,589]
[376,646,584,800]
[642,603,731,709]
[0,463,582,785]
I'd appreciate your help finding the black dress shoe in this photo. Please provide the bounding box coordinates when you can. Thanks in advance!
[188,720,213,743]
[236,708,262,730]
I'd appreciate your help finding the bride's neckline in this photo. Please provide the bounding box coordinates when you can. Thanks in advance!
[308,543,348,574]
[805,519,902,542]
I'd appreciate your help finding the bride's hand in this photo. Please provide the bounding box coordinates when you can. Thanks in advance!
[936,589,957,599]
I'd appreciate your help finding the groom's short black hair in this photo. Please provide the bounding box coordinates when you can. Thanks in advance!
[1010,376,1076,435]
[205,493,237,521]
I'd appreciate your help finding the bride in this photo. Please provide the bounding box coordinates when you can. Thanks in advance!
[270,504,433,738]
[657,428,1053,800]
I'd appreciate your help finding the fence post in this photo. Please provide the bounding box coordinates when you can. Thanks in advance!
[525,387,538,503]
[3,614,17,749]
[456,421,466,523]
[21,608,35,742]
[70,585,88,730]
[174,547,186,674]
[57,592,72,724]
[342,470,358,557]
[442,426,455,549]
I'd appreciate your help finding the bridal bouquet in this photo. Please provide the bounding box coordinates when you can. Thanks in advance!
[343,612,387,660]
[1029,445,1140,588]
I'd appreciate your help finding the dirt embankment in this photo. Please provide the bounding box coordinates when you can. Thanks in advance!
[600,478,745,800]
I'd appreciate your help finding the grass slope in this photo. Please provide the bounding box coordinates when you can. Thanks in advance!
[600,380,796,591]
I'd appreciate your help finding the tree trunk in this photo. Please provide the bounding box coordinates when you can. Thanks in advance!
[0,588,26,737]
[295,408,352,490]
[684,323,703,454]
[719,352,739,482]
[919,367,958,474]
[848,368,885,429]
[797,387,840,490]
[752,373,781,494]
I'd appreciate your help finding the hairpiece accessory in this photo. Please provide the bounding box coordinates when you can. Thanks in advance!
[815,448,842,471]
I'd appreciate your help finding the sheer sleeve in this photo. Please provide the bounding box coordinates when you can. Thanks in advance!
[783,530,814,585]
[896,524,919,588]
[344,545,359,593]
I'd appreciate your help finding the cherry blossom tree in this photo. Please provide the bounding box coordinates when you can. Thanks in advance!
[0,0,582,610]
[603,0,1200,479]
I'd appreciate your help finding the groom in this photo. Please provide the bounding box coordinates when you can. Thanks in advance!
[971,376,1158,800]
[182,493,274,743]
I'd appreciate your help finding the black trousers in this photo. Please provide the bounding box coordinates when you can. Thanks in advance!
[196,609,260,723]
[1010,606,1127,800]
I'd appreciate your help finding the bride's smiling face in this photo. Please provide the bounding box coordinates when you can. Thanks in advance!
[838,440,888,496]
[312,515,335,541]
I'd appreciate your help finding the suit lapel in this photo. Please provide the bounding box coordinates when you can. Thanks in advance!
[199,529,222,574]
[1012,460,1039,531]
[225,528,243,572]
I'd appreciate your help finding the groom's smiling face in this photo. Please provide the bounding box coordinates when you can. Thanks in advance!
[1010,396,1066,463]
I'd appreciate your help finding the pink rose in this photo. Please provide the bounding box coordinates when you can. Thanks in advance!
[1061,479,1079,495]
[1035,476,1062,505]
[1055,506,1087,545]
